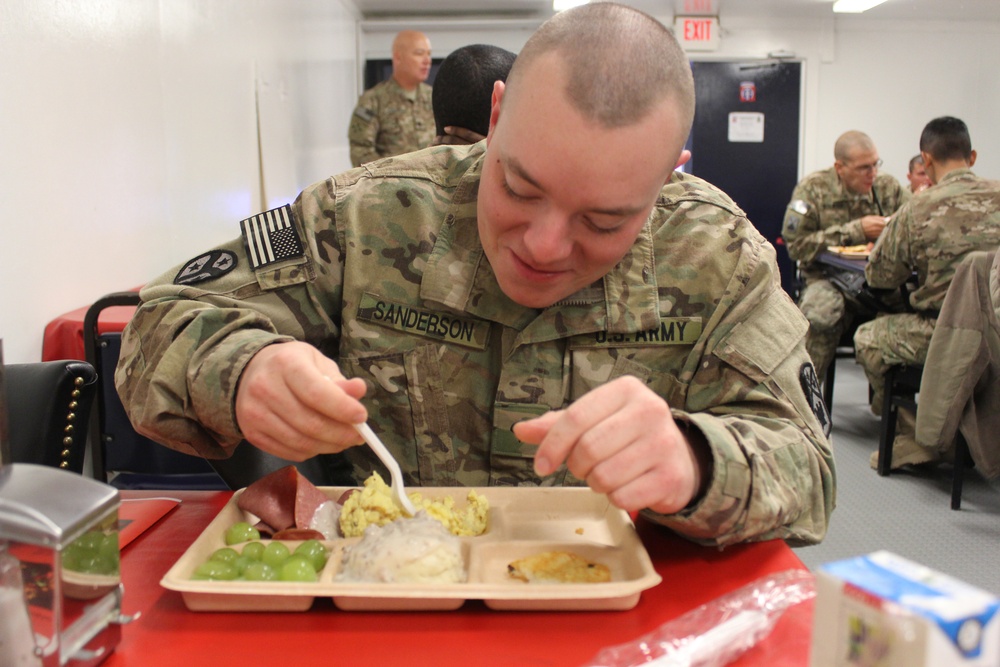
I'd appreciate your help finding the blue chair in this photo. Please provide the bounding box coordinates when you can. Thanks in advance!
[84,292,228,490]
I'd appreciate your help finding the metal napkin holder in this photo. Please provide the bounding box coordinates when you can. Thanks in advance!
[0,463,133,666]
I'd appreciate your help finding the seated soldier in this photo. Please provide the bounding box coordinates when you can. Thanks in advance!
[856,116,1000,469]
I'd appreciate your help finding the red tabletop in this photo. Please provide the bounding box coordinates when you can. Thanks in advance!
[42,304,136,362]
[105,491,814,667]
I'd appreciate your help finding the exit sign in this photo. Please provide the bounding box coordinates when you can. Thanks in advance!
[674,16,720,51]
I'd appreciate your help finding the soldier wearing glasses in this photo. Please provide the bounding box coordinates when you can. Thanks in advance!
[781,131,910,384]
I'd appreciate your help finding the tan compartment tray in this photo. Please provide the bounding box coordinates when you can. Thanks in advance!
[161,486,662,612]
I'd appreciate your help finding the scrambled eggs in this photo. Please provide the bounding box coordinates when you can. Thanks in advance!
[339,472,489,537]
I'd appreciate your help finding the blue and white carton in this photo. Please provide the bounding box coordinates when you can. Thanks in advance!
[810,551,999,666]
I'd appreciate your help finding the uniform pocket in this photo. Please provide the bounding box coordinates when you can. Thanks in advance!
[341,344,458,486]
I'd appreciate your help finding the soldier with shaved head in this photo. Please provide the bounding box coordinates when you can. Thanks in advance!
[118,3,833,547]
[782,130,910,384]
[348,29,435,167]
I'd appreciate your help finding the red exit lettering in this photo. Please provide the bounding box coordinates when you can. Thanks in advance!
[683,19,713,42]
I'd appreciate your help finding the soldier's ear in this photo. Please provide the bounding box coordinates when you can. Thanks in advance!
[485,80,505,145]
[673,149,692,173]
[969,149,977,168]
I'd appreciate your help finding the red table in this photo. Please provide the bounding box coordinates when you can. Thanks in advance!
[42,304,136,362]
[105,491,814,667]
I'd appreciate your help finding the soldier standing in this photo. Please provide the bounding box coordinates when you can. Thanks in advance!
[116,3,834,548]
[855,116,1000,469]
[781,131,909,384]
[348,30,435,167]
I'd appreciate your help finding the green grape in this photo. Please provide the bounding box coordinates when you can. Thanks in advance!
[243,561,278,581]
[225,521,261,545]
[261,541,291,568]
[241,541,266,561]
[293,540,328,572]
[75,531,105,552]
[61,545,84,571]
[233,555,255,575]
[192,561,239,580]
[209,547,240,564]
[278,556,319,582]
[98,533,119,561]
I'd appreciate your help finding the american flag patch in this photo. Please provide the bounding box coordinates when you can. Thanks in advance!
[240,204,304,270]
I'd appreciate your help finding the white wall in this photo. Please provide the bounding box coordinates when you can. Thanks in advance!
[2,3,999,363]
[0,0,359,363]
[362,11,1000,187]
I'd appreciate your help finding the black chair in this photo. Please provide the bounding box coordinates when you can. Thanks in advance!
[84,292,228,490]
[877,363,971,510]
[5,360,98,473]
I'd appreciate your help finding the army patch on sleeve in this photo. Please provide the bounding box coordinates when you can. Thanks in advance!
[354,107,375,122]
[174,249,237,285]
[799,362,831,438]
[240,204,304,270]
[791,199,810,216]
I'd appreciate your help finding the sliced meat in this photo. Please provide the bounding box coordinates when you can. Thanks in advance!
[236,466,329,533]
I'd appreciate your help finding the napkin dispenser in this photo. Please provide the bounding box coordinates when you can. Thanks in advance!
[0,463,128,666]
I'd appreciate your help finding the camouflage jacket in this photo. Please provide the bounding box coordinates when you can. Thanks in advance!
[348,78,434,167]
[782,167,909,281]
[866,169,1000,314]
[116,143,835,547]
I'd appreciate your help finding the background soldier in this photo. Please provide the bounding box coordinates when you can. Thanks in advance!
[348,30,434,167]
[855,116,1000,469]
[906,153,932,193]
[782,130,909,383]
[432,44,517,146]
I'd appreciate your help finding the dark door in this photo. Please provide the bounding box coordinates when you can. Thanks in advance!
[688,61,801,295]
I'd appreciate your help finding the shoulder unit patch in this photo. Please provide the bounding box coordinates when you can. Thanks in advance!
[174,249,237,285]
[240,204,304,271]
[799,362,831,438]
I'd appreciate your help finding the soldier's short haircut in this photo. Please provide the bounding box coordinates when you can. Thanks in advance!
[908,154,924,173]
[920,116,972,162]
[834,131,875,162]
[432,44,517,137]
[503,2,695,135]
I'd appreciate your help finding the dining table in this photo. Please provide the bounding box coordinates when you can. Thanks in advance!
[103,490,816,667]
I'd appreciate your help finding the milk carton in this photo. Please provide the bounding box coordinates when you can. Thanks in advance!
[811,551,999,666]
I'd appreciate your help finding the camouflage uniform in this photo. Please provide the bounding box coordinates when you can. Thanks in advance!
[116,143,835,547]
[348,78,434,167]
[855,168,1000,413]
[781,167,909,380]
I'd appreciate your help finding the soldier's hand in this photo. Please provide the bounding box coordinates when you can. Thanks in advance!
[860,215,889,240]
[234,341,368,460]
[514,376,710,515]
[434,126,485,146]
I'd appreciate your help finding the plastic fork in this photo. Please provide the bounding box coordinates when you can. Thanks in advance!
[353,422,417,516]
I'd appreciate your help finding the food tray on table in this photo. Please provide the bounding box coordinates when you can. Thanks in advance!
[161,486,661,612]
[827,244,871,259]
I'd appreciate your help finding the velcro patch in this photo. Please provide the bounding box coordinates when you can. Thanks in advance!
[174,250,237,285]
[354,106,375,122]
[570,318,702,349]
[791,199,810,215]
[356,292,490,350]
[799,362,831,438]
[240,205,304,270]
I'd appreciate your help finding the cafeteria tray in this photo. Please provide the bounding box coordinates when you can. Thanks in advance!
[160,486,662,612]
